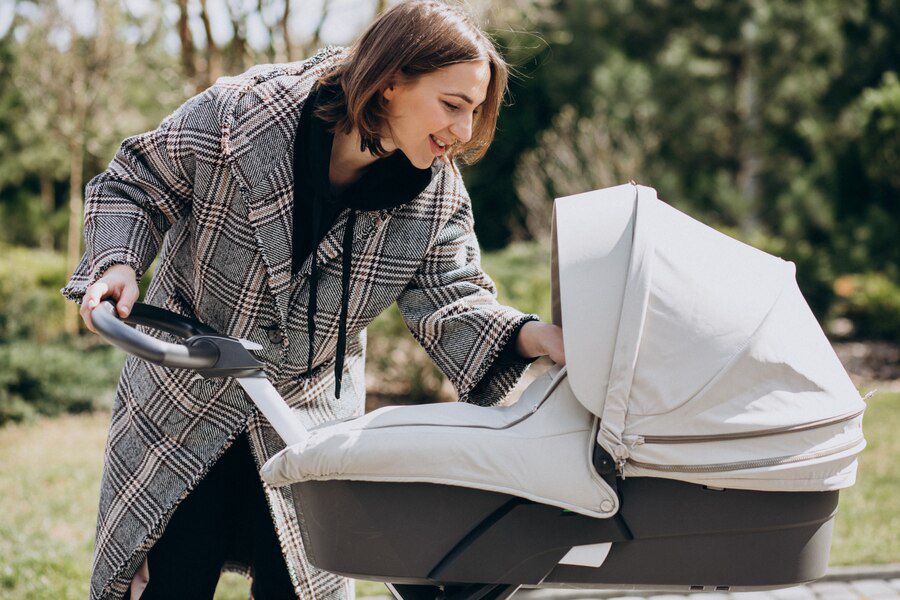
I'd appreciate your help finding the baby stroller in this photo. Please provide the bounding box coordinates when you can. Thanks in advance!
[91,183,866,600]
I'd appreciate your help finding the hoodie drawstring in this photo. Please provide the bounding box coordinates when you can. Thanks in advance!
[306,206,356,400]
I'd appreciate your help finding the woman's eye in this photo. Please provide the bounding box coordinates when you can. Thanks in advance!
[443,101,460,111]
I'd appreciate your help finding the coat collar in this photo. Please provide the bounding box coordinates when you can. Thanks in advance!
[220,46,348,328]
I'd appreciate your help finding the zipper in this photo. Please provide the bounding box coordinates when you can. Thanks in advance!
[625,437,865,473]
[622,408,864,447]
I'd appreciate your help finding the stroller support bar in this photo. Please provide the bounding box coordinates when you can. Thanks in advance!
[237,376,310,446]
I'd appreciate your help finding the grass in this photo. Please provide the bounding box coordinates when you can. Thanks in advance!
[0,392,896,598]
[829,386,900,565]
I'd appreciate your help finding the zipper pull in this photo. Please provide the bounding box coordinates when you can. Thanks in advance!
[613,445,630,478]
[623,434,645,448]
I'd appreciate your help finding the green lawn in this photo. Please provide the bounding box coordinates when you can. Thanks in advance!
[0,391,896,599]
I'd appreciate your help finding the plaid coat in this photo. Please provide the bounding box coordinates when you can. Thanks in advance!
[61,46,538,600]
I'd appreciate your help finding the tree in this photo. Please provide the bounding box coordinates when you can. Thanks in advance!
[9,0,183,334]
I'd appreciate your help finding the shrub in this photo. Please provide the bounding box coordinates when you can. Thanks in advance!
[0,339,125,425]
[0,245,70,342]
[831,273,900,341]
[364,241,553,403]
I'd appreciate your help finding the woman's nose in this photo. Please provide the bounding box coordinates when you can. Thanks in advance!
[449,112,474,144]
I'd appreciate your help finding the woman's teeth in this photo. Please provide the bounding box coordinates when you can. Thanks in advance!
[430,135,446,147]
[429,134,446,156]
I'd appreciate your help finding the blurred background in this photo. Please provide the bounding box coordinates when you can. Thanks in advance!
[0,0,896,598]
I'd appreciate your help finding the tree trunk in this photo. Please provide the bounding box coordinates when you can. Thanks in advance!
[199,0,221,86]
[257,0,277,62]
[39,174,55,250]
[177,0,198,83]
[281,0,292,61]
[736,15,763,234]
[226,3,249,73]
[310,0,330,50]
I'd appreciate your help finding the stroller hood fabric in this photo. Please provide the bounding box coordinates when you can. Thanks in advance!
[553,183,866,491]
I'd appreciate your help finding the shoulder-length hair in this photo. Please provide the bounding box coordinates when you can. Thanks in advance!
[314,0,509,167]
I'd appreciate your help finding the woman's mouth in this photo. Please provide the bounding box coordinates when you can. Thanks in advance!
[429,134,446,156]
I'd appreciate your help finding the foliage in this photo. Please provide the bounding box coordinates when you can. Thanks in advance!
[486,0,899,321]
[0,339,124,426]
[831,273,900,341]
[0,0,897,407]
[0,245,70,342]
[0,244,137,425]
[481,240,552,320]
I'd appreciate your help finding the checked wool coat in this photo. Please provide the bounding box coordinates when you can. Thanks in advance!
[61,45,539,600]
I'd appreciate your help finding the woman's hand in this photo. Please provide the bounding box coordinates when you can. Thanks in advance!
[80,264,139,334]
[516,321,566,366]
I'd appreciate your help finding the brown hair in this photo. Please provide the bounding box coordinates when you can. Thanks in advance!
[314,0,508,166]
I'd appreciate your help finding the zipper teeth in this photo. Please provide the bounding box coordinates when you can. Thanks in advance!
[627,437,865,473]
[633,409,864,444]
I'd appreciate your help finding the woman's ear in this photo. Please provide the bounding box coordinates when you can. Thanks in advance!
[382,84,395,103]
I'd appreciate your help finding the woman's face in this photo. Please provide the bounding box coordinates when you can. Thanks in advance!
[381,60,490,169]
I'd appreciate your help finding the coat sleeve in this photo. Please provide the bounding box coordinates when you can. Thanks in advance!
[395,171,540,406]
[60,89,216,303]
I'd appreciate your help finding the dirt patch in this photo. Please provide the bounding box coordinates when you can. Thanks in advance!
[833,340,900,392]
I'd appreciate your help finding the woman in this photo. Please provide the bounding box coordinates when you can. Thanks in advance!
[63,1,565,599]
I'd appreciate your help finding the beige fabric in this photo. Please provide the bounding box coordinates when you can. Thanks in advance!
[551,184,636,416]
[554,183,866,491]
[261,366,619,519]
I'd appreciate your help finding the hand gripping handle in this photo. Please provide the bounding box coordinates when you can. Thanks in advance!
[91,300,220,369]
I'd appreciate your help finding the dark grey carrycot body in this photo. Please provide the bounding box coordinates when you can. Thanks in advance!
[91,183,866,600]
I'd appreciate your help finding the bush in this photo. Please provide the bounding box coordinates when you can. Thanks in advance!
[0,245,70,342]
[831,273,900,341]
[0,339,125,425]
[482,241,553,321]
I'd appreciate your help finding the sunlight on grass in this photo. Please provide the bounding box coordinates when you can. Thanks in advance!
[0,413,391,598]
[0,392,895,597]
[829,389,899,565]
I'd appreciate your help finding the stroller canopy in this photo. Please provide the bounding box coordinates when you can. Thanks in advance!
[554,183,866,490]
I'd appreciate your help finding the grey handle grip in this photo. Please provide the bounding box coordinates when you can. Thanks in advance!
[91,300,219,369]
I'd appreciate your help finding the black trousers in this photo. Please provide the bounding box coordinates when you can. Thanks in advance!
[128,432,297,599]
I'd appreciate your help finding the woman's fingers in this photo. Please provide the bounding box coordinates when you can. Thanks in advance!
[543,324,566,366]
[86,281,109,309]
[78,267,140,333]
[80,281,111,333]
[117,282,139,318]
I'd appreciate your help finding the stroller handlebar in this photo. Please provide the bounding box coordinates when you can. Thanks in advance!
[91,300,309,445]
[91,300,221,370]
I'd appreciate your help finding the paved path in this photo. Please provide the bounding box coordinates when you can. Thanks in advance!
[516,565,900,600]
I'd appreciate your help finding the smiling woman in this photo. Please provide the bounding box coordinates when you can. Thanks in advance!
[60,1,563,599]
